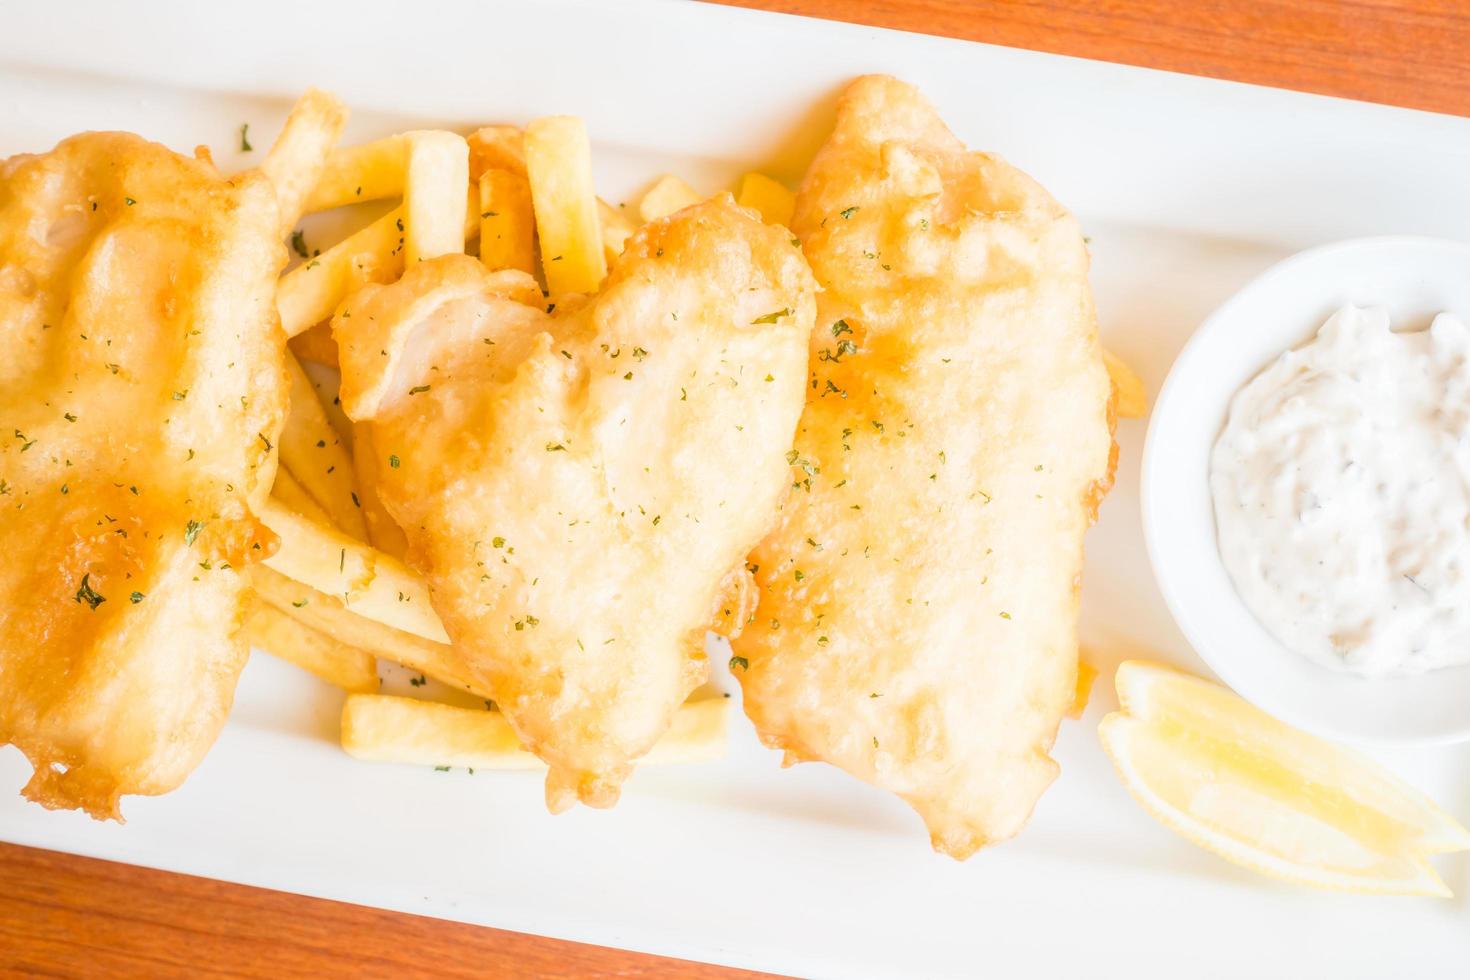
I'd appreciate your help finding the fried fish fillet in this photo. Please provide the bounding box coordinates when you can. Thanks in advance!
[0,101,339,817]
[731,76,1116,858]
[335,197,815,810]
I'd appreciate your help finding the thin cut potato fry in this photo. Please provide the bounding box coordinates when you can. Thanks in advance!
[1067,659,1098,720]
[736,172,795,226]
[257,497,449,644]
[351,422,409,559]
[467,125,631,263]
[281,352,367,539]
[278,206,405,337]
[524,115,607,294]
[1103,347,1148,418]
[250,567,481,696]
[404,131,470,264]
[245,598,378,693]
[289,320,339,368]
[467,125,526,176]
[271,466,332,525]
[478,169,535,274]
[596,199,634,263]
[639,174,703,223]
[305,135,407,213]
[341,694,729,770]
[279,185,480,338]
[261,88,349,235]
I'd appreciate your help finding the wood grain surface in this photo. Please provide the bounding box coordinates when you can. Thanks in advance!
[714,0,1470,117]
[5,2,1469,977]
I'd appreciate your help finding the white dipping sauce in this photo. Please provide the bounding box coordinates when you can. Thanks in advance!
[1211,305,1470,677]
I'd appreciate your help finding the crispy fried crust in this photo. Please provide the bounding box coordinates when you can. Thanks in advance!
[731,76,1115,858]
[0,134,288,818]
[336,197,815,810]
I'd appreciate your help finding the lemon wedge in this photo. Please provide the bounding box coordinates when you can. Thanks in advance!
[1099,661,1470,896]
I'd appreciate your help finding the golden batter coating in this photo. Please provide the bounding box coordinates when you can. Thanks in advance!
[336,197,815,810]
[732,76,1116,858]
[0,133,290,818]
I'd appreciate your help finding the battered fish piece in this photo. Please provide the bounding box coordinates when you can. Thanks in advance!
[0,99,340,818]
[731,76,1115,858]
[335,197,814,810]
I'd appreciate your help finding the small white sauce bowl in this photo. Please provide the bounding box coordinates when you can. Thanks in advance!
[1142,235,1470,745]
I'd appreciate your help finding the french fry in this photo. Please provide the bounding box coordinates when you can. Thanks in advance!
[257,497,448,644]
[468,125,631,263]
[305,135,407,213]
[289,320,339,368]
[404,131,470,264]
[597,200,635,262]
[280,353,367,539]
[478,169,535,275]
[278,206,405,337]
[341,694,729,770]
[250,566,481,697]
[524,115,607,294]
[736,172,795,226]
[467,125,526,176]
[261,88,349,235]
[1103,347,1148,418]
[638,174,702,223]
[245,597,378,693]
[271,466,331,525]
[351,422,409,559]
[1067,659,1098,720]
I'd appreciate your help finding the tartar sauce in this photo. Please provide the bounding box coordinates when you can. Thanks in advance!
[1211,305,1470,677]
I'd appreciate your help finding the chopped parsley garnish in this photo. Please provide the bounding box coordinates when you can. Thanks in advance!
[172,389,188,401]
[74,574,106,610]
[491,536,505,548]
[290,230,309,258]
[545,442,566,452]
[184,519,206,545]
[411,674,427,687]
[63,412,77,423]
[389,454,400,469]
[831,320,853,337]
[434,765,450,772]
[729,655,749,671]
[258,432,273,452]
[751,308,793,325]
[124,197,136,206]
[409,384,431,395]
[840,206,859,219]
[130,591,145,604]
[239,124,252,152]
[292,598,309,608]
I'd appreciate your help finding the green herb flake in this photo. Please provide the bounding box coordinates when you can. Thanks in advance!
[729,655,749,671]
[130,591,146,604]
[751,308,793,325]
[389,454,401,469]
[409,385,431,395]
[840,206,859,219]
[184,519,206,545]
[74,573,106,610]
[239,123,252,152]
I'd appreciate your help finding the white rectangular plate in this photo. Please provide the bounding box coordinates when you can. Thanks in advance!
[4,2,1470,977]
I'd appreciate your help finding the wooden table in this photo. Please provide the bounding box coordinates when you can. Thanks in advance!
[4,2,1467,976]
